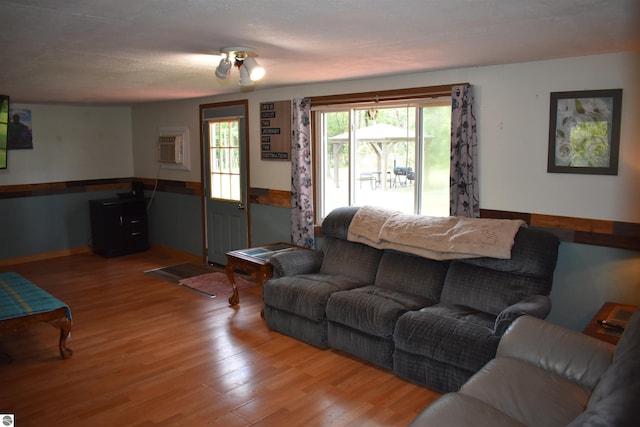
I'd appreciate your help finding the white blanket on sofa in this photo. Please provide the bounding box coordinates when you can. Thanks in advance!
[347,206,526,260]
[346,205,399,249]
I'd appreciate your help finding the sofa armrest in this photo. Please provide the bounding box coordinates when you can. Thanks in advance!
[269,249,323,278]
[497,316,615,390]
[494,295,552,335]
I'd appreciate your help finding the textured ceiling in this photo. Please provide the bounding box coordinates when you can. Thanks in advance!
[1,0,638,105]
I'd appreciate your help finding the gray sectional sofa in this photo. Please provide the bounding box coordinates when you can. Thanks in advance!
[410,310,640,427]
[262,206,560,392]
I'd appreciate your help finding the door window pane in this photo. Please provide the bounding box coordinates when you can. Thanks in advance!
[209,119,240,201]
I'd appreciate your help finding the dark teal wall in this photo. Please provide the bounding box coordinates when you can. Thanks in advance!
[145,194,292,256]
[249,204,291,247]
[0,190,290,261]
[145,191,203,257]
[547,243,640,331]
[1,190,116,259]
[1,189,204,260]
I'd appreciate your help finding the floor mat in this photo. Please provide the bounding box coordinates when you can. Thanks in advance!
[144,263,220,285]
[178,272,255,298]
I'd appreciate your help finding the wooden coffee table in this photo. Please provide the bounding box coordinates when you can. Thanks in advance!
[225,242,300,306]
[583,301,637,345]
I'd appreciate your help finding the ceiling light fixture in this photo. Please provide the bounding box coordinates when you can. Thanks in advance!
[215,47,265,87]
[215,56,232,80]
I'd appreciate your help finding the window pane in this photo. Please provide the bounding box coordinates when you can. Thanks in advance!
[220,174,231,199]
[231,146,240,174]
[209,119,241,201]
[421,105,450,217]
[322,111,350,214]
[316,101,450,220]
[211,174,221,198]
[351,107,416,214]
[230,173,241,200]
[220,148,231,173]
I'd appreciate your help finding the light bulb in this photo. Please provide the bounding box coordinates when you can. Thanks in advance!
[243,57,265,81]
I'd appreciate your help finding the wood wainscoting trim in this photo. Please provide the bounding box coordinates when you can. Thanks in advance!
[0,178,133,199]
[0,178,203,200]
[249,188,291,208]
[136,178,202,196]
[481,209,640,251]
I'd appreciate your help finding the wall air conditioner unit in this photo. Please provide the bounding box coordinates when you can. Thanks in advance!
[157,135,183,164]
[157,126,190,171]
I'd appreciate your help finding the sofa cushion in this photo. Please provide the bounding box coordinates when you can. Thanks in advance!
[458,227,559,279]
[263,305,329,348]
[320,238,382,285]
[440,261,551,315]
[327,286,433,337]
[497,315,615,390]
[394,305,499,372]
[394,347,483,393]
[374,250,448,300]
[328,323,396,369]
[409,393,526,427]
[263,273,368,322]
[460,357,590,427]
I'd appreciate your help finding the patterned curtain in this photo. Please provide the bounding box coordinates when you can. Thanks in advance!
[450,84,479,218]
[291,98,315,248]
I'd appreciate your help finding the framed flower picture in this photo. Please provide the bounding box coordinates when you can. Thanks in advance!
[548,89,622,175]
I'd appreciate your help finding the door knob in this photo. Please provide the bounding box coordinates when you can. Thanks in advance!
[238,203,246,210]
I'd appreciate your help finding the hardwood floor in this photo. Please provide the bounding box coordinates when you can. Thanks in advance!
[0,247,440,427]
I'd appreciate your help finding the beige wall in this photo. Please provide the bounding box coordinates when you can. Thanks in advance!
[0,104,133,185]
[132,51,640,223]
[2,52,637,224]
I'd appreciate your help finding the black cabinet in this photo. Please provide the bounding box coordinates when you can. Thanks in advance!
[90,197,149,258]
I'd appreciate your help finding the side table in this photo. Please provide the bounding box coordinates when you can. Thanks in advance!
[583,301,637,345]
[225,242,301,306]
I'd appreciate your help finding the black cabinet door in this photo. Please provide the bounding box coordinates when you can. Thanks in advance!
[90,198,148,257]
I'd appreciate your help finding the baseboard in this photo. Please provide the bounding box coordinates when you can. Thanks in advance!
[0,246,92,267]
[0,244,204,268]
[148,243,204,263]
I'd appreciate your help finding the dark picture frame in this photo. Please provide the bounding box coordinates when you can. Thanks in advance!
[0,95,9,169]
[7,107,33,150]
[548,89,622,175]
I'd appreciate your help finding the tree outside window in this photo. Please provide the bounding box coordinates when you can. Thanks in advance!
[315,101,450,220]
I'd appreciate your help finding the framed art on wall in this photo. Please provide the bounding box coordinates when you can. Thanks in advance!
[548,89,622,175]
[7,108,33,150]
[0,95,8,169]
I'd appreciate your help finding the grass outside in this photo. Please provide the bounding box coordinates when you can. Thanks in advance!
[324,167,449,217]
